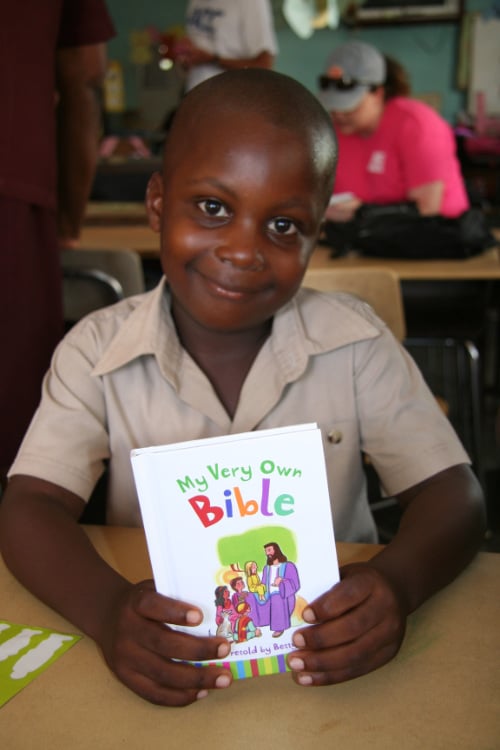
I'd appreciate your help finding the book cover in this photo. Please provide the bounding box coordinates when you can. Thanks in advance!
[130,423,339,679]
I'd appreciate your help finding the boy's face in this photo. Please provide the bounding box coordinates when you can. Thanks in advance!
[147,110,328,336]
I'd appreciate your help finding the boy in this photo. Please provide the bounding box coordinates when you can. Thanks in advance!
[0,70,485,707]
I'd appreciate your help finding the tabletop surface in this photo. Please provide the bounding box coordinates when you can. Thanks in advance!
[309,243,500,279]
[84,201,148,225]
[2,526,499,749]
[79,218,500,279]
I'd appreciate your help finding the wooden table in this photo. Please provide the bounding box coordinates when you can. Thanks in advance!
[2,526,499,749]
[79,224,160,258]
[78,223,500,278]
[84,201,147,225]
[309,243,500,280]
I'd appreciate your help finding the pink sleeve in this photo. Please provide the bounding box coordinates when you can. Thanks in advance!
[397,109,456,190]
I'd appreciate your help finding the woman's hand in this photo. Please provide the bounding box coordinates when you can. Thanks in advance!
[98,579,233,706]
[287,563,406,686]
[324,195,362,223]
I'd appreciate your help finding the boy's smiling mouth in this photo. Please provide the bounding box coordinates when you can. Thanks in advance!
[198,270,270,300]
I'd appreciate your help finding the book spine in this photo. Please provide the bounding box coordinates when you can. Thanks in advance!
[191,654,290,679]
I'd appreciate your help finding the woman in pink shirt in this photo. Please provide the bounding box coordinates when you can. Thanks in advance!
[318,40,469,222]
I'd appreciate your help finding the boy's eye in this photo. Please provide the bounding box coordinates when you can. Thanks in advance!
[268,217,297,236]
[198,199,229,218]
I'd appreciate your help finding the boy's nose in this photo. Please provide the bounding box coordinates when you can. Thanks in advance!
[215,222,265,270]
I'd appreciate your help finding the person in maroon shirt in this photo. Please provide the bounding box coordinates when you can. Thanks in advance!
[0,1,115,484]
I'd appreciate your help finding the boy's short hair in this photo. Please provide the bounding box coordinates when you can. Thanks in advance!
[165,68,338,206]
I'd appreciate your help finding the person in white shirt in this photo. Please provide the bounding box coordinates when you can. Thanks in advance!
[177,0,278,91]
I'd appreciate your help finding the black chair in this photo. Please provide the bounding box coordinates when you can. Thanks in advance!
[61,248,145,328]
[404,337,484,489]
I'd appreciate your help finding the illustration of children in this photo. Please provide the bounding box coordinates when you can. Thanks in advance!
[229,576,248,611]
[245,560,267,601]
[233,601,262,643]
[214,586,237,641]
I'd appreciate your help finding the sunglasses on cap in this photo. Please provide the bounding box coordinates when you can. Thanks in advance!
[318,74,377,91]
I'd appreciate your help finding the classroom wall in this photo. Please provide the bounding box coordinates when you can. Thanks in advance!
[104,0,494,124]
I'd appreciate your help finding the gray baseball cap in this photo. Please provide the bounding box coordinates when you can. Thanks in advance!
[318,41,386,112]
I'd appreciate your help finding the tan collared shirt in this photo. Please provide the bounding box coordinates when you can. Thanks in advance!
[11,279,469,542]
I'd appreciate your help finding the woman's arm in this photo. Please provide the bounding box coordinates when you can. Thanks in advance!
[408,180,444,216]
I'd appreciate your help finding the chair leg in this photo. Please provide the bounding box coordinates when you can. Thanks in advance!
[464,340,485,489]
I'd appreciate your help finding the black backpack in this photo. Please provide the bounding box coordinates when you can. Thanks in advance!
[324,203,497,259]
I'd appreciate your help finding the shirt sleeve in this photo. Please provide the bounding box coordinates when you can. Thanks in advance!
[354,328,470,496]
[57,0,116,49]
[397,106,457,190]
[239,0,279,56]
[9,323,111,501]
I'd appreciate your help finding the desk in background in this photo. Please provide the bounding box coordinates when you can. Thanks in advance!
[309,243,500,280]
[84,201,147,226]
[78,223,500,279]
[2,526,499,749]
[79,223,160,259]
[309,246,500,388]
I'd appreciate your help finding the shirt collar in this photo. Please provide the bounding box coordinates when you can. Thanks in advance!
[91,277,184,386]
[274,287,381,360]
[91,280,381,381]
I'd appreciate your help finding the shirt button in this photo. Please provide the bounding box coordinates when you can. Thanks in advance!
[327,429,343,444]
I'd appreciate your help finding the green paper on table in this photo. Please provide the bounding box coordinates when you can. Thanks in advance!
[0,620,81,707]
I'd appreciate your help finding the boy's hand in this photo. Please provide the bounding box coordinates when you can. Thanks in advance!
[98,579,232,706]
[288,563,406,685]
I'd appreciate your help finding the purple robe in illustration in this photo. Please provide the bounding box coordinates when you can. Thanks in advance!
[249,561,300,632]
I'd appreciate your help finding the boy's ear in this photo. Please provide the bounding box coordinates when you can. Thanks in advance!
[146,172,163,233]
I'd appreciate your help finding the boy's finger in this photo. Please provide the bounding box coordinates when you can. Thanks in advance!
[293,595,384,651]
[304,564,377,623]
[140,621,231,664]
[133,583,204,627]
[289,638,400,688]
[120,653,232,707]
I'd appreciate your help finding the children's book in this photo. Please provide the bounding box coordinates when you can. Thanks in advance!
[130,423,339,679]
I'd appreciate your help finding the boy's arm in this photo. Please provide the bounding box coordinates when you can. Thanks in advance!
[288,463,486,685]
[0,475,232,705]
[0,476,129,637]
[366,463,485,612]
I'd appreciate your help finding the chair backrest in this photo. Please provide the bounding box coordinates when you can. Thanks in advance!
[61,248,146,327]
[302,267,406,341]
[404,336,483,486]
